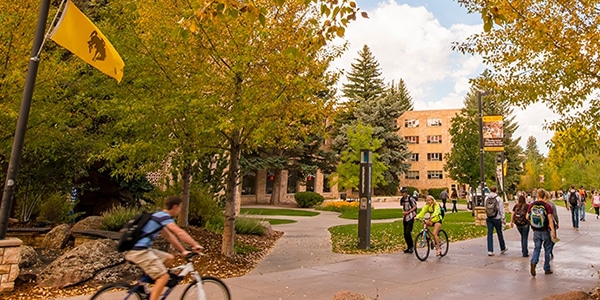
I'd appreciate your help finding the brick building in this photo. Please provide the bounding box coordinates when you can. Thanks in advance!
[398,109,463,193]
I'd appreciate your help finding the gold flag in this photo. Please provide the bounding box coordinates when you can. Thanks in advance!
[49,0,124,82]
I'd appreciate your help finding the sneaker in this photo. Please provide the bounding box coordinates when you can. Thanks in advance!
[403,248,413,254]
[545,269,553,274]
[501,248,508,254]
[530,263,536,276]
[488,252,495,256]
[596,215,598,219]
[523,254,529,257]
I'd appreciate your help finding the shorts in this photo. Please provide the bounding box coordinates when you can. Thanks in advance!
[124,248,171,279]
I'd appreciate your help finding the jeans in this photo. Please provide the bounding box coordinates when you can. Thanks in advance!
[516,224,530,256]
[403,219,414,250]
[571,205,579,228]
[580,202,586,220]
[531,230,552,271]
[486,218,506,252]
[451,200,458,213]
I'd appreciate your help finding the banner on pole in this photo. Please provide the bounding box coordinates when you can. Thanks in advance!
[483,115,504,151]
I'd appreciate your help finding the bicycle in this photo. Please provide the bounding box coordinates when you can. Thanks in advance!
[90,253,230,300]
[414,218,449,261]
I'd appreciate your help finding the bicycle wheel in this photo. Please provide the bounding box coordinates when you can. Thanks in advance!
[438,230,449,257]
[414,231,430,261]
[181,276,231,300]
[90,282,143,300]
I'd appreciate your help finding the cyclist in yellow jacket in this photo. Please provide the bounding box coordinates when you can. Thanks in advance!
[416,195,443,256]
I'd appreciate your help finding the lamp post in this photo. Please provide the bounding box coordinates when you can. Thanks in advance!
[477,91,491,210]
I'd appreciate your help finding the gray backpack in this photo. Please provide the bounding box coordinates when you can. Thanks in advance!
[485,195,499,218]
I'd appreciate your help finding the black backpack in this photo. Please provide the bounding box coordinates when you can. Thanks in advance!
[117,213,161,252]
[568,191,579,206]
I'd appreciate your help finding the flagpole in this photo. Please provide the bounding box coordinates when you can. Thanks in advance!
[0,0,51,239]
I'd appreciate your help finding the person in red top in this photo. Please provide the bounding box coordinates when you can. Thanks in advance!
[526,189,557,276]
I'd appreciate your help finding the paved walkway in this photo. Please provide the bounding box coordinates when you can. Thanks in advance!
[59,200,600,300]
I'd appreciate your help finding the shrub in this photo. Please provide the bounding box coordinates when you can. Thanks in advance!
[427,188,446,200]
[294,191,325,208]
[101,205,144,231]
[317,201,359,213]
[37,192,82,224]
[203,216,266,236]
[188,186,223,227]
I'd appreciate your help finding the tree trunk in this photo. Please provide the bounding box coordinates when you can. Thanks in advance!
[222,136,241,257]
[178,163,191,227]
[270,169,285,205]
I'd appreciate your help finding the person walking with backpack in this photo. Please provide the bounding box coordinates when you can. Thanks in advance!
[400,187,418,253]
[527,189,557,276]
[124,196,204,300]
[579,186,588,221]
[566,185,581,229]
[485,186,507,256]
[510,194,530,257]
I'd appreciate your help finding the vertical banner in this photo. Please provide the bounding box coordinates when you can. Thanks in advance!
[483,115,504,151]
[496,164,504,192]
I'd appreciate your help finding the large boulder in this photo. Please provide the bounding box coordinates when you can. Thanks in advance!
[18,245,40,268]
[38,239,125,287]
[260,221,275,237]
[92,262,144,284]
[41,224,71,249]
[72,216,104,231]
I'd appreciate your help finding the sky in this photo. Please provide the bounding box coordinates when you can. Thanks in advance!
[329,0,558,155]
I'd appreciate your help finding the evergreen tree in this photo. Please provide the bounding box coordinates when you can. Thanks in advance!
[341,45,386,111]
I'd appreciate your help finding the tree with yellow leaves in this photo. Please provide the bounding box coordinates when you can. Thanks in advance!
[455,0,600,153]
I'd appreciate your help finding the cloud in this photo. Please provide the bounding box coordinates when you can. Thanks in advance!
[329,0,555,155]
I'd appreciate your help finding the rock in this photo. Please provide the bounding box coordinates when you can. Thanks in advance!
[92,262,143,284]
[41,224,71,249]
[18,245,41,268]
[39,239,125,287]
[72,216,104,231]
[260,221,275,237]
[542,290,594,300]
[333,291,374,300]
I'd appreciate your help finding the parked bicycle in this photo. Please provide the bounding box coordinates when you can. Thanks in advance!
[90,253,230,300]
[414,218,449,261]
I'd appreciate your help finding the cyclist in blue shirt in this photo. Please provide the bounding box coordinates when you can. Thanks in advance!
[124,196,204,300]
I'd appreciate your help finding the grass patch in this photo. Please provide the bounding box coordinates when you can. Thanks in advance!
[265,218,297,225]
[339,208,403,220]
[329,211,488,254]
[240,208,319,217]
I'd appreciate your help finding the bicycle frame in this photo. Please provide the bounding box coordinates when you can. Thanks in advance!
[136,258,207,300]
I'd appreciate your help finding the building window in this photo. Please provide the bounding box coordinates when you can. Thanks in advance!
[427,118,442,127]
[410,153,419,161]
[266,171,275,194]
[427,135,442,144]
[323,174,331,193]
[427,153,443,161]
[241,172,256,195]
[306,174,315,192]
[405,136,419,144]
[404,119,419,128]
[287,173,297,194]
[406,171,420,179]
[427,170,444,179]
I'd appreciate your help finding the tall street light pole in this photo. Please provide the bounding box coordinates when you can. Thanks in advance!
[477,91,491,210]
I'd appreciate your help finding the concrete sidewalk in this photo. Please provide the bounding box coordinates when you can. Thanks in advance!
[223,201,600,299]
[59,201,600,300]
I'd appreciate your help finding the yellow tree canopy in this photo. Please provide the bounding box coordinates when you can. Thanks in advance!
[455,0,600,152]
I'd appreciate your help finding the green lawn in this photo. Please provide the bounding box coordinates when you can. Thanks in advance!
[339,208,403,220]
[265,218,297,225]
[240,208,319,217]
[329,211,488,254]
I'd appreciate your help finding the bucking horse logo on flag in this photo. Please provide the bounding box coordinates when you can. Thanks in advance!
[87,31,106,61]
